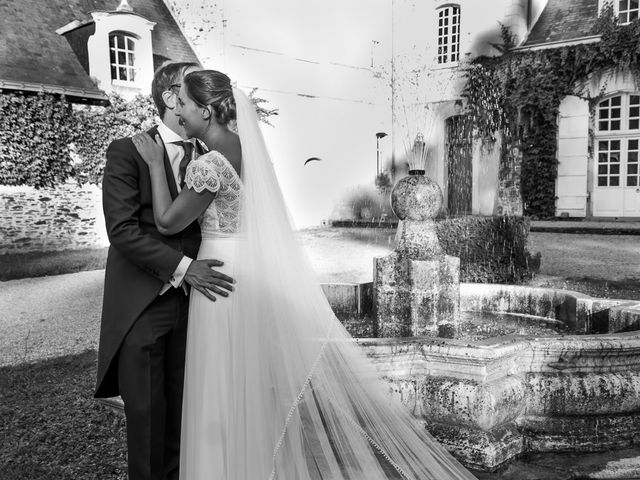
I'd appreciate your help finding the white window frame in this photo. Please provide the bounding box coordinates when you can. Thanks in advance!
[598,0,639,25]
[436,4,461,65]
[595,92,640,189]
[109,32,138,83]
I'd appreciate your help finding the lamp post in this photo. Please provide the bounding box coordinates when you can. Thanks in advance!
[375,132,388,176]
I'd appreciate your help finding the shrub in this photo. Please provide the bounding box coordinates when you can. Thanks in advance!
[0,92,75,188]
[72,93,157,185]
[436,215,541,283]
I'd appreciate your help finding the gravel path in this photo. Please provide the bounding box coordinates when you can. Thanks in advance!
[1,228,638,367]
[0,270,103,367]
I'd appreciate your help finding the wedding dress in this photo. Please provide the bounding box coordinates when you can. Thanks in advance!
[179,88,477,480]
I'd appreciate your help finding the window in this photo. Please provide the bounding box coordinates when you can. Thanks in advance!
[597,139,621,186]
[595,93,640,187]
[437,5,460,65]
[618,0,639,24]
[109,32,136,82]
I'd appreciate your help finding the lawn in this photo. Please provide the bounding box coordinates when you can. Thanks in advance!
[0,248,107,281]
[0,350,127,480]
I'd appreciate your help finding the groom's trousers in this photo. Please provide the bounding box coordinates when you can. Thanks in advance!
[117,287,189,480]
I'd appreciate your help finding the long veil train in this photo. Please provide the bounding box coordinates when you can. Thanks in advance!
[188,87,477,479]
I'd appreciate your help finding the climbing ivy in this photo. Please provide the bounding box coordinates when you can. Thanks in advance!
[0,89,278,188]
[462,6,640,217]
[0,92,75,188]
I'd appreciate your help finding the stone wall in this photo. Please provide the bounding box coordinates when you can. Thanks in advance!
[0,182,108,254]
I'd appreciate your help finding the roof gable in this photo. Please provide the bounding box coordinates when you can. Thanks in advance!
[524,0,599,47]
[0,0,199,102]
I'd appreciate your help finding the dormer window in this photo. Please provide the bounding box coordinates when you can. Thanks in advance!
[84,7,155,98]
[437,4,461,65]
[618,0,639,24]
[109,32,137,82]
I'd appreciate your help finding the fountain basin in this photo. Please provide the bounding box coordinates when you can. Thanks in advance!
[321,282,640,470]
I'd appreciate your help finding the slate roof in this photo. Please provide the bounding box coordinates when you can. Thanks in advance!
[0,0,199,104]
[523,0,600,47]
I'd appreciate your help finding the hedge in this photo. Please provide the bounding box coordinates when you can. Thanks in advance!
[0,93,75,188]
[0,89,278,188]
[437,215,540,284]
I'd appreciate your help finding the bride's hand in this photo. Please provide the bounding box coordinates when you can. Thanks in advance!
[132,133,164,168]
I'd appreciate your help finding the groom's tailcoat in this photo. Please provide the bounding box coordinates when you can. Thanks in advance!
[95,126,201,398]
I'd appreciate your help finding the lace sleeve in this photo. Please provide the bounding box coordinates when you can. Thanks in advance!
[184,155,221,194]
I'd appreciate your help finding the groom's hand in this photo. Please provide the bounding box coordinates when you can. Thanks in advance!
[184,259,235,302]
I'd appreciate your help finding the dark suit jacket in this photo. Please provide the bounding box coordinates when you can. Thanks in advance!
[95,126,201,398]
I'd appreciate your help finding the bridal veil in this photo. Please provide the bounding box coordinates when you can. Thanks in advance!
[184,86,477,480]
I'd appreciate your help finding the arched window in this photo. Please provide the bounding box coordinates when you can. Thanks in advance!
[595,93,640,188]
[437,4,460,65]
[109,32,137,82]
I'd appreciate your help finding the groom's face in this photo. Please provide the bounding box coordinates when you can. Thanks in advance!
[163,66,200,138]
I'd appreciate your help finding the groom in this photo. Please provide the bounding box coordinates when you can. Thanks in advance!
[95,61,235,480]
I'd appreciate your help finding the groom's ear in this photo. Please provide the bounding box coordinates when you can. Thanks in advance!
[162,90,177,110]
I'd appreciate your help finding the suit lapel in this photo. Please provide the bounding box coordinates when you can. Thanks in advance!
[147,126,179,200]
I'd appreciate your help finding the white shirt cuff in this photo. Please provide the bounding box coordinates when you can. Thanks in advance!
[171,256,193,287]
[159,256,193,295]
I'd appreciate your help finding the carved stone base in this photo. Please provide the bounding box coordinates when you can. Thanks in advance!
[374,252,460,337]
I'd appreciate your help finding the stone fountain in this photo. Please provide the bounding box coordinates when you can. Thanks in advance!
[321,171,640,475]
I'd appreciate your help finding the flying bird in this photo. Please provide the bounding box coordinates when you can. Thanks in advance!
[304,157,322,166]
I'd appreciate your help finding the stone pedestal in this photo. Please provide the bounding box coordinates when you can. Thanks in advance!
[375,171,461,338]
[375,251,460,337]
[395,219,442,259]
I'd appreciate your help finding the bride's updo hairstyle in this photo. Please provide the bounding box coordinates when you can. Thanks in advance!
[183,70,236,126]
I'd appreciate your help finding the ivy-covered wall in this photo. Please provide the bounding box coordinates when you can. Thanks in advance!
[0,91,155,254]
[0,93,75,188]
[463,8,640,218]
[0,89,279,254]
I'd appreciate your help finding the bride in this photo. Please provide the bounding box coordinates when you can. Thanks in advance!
[132,69,476,480]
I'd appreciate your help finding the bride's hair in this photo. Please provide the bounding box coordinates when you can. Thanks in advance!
[183,70,236,126]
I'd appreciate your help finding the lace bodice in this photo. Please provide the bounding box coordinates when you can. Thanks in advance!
[184,150,243,235]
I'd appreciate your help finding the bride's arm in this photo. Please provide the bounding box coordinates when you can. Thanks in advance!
[132,133,215,236]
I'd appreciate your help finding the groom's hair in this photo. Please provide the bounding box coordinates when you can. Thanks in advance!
[151,61,200,119]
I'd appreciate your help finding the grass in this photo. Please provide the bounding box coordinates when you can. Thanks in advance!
[0,350,127,480]
[0,248,107,281]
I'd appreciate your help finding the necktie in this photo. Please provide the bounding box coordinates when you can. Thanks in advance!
[175,141,194,188]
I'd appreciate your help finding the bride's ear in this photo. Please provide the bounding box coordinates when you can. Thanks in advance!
[201,106,212,121]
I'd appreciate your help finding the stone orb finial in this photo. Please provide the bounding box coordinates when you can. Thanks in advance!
[391,173,443,221]
[116,0,133,12]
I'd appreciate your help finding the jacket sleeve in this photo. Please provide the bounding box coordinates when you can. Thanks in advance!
[102,137,184,282]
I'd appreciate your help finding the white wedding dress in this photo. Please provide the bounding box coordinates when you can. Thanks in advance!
[178,88,477,480]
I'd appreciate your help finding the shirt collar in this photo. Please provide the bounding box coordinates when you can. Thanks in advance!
[156,121,195,145]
